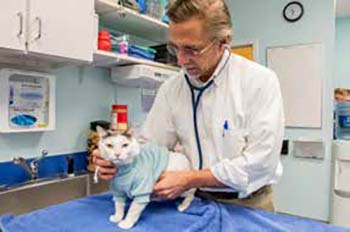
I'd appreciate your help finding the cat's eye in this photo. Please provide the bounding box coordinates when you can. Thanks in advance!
[106,143,113,149]
[122,143,129,148]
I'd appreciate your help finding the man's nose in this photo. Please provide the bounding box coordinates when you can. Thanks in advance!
[176,50,189,67]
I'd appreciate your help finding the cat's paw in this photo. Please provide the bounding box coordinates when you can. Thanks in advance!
[109,214,123,223]
[118,219,136,230]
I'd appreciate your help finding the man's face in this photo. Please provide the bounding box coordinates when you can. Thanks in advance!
[168,17,222,81]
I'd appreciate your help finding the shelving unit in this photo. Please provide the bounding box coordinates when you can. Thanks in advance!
[94,0,178,72]
[95,0,169,43]
[93,50,179,71]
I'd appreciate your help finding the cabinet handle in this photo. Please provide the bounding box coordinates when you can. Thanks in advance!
[35,17,42,40]
[334,189,350,198]
[17,12,24,38]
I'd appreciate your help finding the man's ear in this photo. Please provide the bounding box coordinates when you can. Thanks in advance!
[219,38,230,50]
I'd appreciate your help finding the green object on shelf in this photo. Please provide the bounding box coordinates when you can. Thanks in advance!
[132,45,157,54]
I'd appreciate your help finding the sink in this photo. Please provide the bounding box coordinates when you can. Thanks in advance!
[0,175,89,216]
[0,173,70,192]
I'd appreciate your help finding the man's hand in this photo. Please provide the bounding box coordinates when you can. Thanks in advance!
[92,149,117,181]
[153,171,191,199]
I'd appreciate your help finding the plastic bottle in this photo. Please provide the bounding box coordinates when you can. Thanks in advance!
[110,104,128,131]
[335,101,350,140]
[146,0,163,20]
[98,29,111,51]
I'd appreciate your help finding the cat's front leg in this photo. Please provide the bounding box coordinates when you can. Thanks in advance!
[110,201,125,223]
[118,201,147,229]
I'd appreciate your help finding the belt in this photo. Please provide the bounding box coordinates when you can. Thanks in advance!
[195,185,269,200]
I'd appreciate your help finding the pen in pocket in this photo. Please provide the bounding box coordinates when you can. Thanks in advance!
[222,120,229,137]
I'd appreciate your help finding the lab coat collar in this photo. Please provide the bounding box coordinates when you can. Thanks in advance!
[184,49,230,88]
[212,49,230,87]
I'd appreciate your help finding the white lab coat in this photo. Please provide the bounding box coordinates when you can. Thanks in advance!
[143,50,285,198]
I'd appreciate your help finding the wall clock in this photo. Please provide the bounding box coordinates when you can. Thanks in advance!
[283,1,304,22]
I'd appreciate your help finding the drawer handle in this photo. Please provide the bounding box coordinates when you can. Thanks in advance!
[35,17,42,40]
[17,12,24,38]
[334,189,350,198]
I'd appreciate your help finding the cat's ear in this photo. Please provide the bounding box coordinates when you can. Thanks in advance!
[96,126,108,138]
[122,128,133,139]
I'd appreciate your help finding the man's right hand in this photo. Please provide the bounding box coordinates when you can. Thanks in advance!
[92,149,117,181]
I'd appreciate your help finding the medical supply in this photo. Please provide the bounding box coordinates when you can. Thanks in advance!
[335,101,350,140]
[146,0,163,20]
[137,0,146,13]
[111,104,128,131]
[98,29,111,51]
[128,45,156,60]
[0,68,55,133]
[111,34,129,54]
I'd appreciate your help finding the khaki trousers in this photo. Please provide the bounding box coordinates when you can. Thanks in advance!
[195,185,275,212]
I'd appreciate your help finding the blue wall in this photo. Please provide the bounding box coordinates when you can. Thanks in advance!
[114,0,336,221]
[227,0,335,221]
[0,66,114,162]
[335,17,350,88]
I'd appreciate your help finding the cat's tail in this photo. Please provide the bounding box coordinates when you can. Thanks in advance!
[178,189,196,212]
[93,166,100,184]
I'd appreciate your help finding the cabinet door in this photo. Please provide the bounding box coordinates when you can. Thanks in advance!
[0,0,26,52]
[28,0,94,62]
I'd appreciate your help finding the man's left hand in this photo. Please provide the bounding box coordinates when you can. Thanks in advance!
[153,171,191,199]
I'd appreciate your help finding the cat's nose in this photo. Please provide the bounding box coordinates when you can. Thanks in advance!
[115,149,122,156]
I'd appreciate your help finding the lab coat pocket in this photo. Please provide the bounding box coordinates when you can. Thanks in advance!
[221,128,246,159]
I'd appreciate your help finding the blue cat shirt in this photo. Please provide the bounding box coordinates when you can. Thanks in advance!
[111,143,169,203]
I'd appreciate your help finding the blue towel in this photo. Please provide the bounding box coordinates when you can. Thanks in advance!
[128,45,156,60]
[1,192,349,232]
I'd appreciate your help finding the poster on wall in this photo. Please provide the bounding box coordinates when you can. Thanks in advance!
[267,43,324,128]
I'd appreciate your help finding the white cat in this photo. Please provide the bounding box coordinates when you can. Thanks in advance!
[95,126,194,230]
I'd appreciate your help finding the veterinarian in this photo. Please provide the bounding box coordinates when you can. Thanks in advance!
[93,0,285,212]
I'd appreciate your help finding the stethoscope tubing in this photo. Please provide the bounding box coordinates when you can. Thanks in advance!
[184,49,231,169]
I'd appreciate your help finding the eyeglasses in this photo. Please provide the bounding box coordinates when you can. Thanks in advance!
[166,40,217,57]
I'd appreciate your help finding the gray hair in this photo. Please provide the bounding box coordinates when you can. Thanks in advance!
[167,0,233,43]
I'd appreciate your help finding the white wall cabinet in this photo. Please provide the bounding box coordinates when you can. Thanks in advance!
[0,0,95,63]
[0,0,27,53]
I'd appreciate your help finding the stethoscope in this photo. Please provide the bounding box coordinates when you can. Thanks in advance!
[184,48,231,169]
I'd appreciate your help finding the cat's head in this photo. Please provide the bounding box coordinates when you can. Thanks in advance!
[96,126,140,166]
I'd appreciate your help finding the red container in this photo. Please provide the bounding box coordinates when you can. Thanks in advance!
[111,104,128,131]
[98,29,111,51]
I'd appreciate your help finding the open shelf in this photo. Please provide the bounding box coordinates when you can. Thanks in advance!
[93,50,179,71]
[95,0,169,43]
